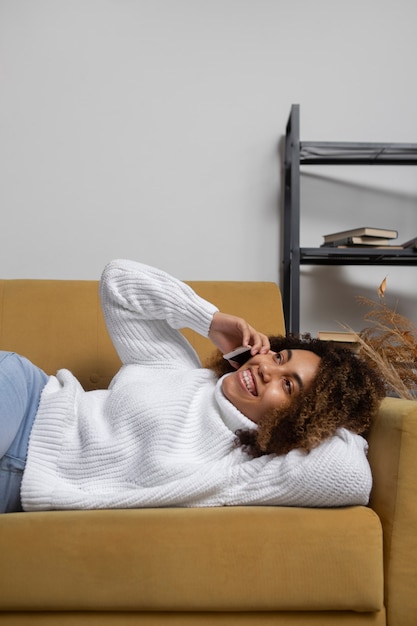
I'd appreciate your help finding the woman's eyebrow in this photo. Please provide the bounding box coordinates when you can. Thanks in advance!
[286,349,303,390]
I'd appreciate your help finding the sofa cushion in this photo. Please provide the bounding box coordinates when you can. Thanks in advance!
[1,506,383,612]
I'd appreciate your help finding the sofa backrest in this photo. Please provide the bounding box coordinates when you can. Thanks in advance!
[0,279,285,391]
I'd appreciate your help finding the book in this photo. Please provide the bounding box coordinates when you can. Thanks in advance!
[401,236,417,250]
[334,244,404,249]
[323,227,398,245]
[322,235,394,247]
[322,235,417,250]
[318,331,358,342]
[318,331,360,352]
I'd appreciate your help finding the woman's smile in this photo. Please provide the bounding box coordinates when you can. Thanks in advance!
[240,369,258,396]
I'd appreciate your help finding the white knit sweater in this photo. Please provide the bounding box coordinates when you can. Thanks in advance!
[21,259,372,511]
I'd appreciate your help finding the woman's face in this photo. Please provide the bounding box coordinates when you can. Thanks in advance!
[221,349,321,424]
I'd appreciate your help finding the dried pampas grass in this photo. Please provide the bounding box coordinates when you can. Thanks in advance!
[345,277,417,400]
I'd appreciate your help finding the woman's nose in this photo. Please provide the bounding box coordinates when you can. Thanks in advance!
[259,356,278,382]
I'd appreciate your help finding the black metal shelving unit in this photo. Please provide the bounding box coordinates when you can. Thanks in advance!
[283,104,417,334]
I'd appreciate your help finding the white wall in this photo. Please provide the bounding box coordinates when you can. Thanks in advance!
[1,0,416,334]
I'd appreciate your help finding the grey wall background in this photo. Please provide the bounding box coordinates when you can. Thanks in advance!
[1,0,416,334]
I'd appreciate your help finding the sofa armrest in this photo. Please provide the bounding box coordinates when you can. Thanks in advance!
[367,396,417,626]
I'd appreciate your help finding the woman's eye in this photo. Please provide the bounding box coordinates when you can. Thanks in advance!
[284,379,292,394]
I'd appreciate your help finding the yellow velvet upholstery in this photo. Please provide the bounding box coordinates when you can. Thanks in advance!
[0,279,284,388]
[367,397,417,625]
[0,277,416,625]
[0,507,382,612]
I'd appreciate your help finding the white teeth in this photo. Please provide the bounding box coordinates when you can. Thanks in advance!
[242,370,256,395]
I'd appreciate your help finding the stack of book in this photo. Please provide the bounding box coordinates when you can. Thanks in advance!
[321,227,400,248]
[317,331,360,353]
[321,227,417,250]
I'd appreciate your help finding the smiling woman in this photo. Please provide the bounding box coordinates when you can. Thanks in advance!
[1,259,385,513]
[210,334,385,457]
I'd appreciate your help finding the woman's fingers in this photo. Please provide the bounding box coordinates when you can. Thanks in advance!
[246,326,270,355]
[209,312,270,356]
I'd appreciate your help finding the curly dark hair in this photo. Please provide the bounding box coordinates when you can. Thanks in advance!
[207,334,386,457]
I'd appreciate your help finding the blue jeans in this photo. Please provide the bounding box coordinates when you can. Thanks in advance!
[0,352,48,513]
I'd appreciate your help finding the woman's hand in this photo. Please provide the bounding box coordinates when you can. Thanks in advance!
[208,312,270,361]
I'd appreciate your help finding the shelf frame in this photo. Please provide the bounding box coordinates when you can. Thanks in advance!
[282,104,417,335]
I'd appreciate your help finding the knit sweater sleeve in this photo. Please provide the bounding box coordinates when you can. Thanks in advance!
[99,259,219,367]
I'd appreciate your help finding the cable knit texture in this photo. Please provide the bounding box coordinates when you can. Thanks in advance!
[21,259,372,511]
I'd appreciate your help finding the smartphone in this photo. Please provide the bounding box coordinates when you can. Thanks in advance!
[223,346,252,366]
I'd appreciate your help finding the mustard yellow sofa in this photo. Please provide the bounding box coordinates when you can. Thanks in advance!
[0,276,416,626]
